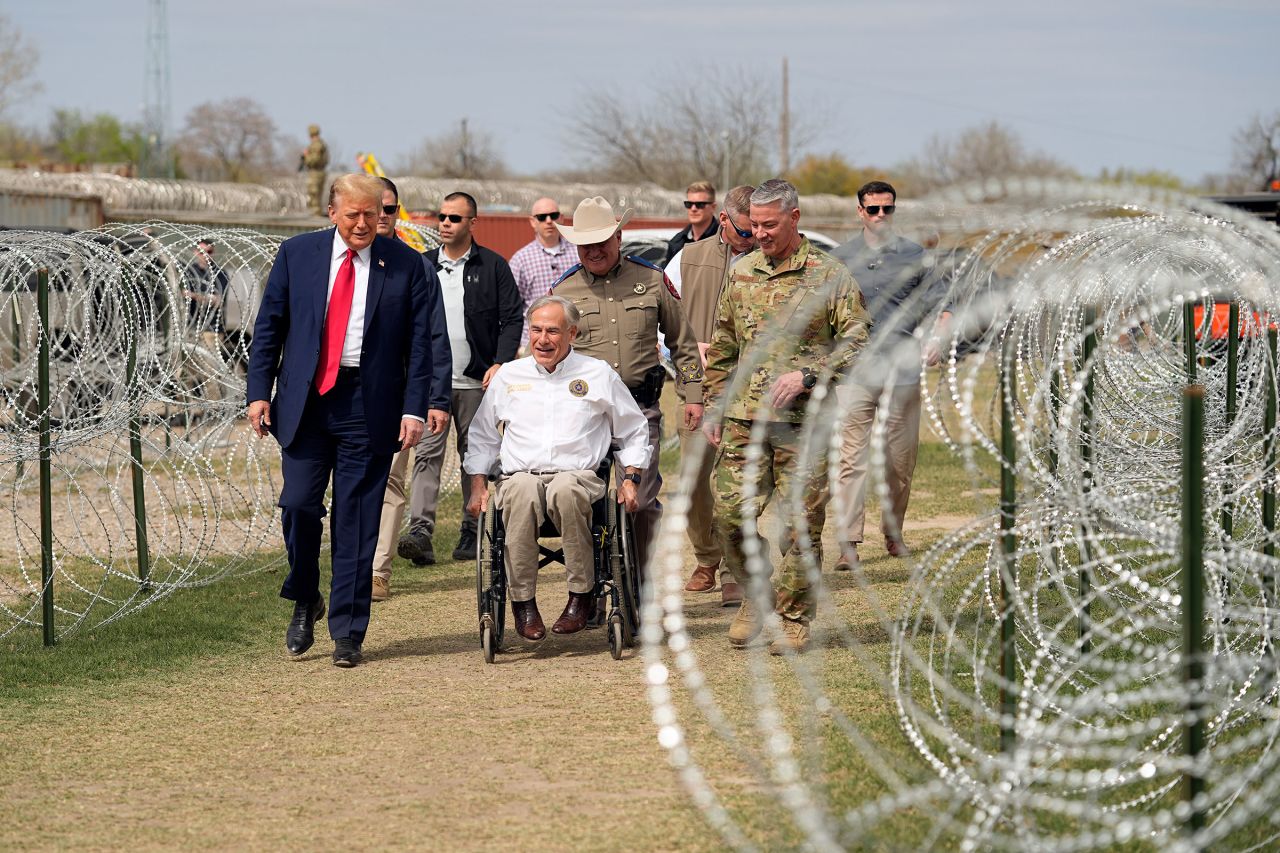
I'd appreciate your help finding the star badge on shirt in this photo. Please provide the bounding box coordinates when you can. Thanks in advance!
[633,283,646,294]
[569,379,589,398]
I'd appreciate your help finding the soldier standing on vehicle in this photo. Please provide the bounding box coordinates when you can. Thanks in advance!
[301,124,329,216]
[702,179,870,655]
[552,196,704,573]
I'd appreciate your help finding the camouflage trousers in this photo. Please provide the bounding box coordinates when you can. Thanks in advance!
[713,418,828,622]
[306,171,327,215]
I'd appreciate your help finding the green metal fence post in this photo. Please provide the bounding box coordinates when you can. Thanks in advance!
[1182,384,1206,841]
[1222,303,1239,539]
[1000,333,1018,754]
[37,268,54,646]
[1265,327,1277,560]
[126,305,150,588]
[1184,302,1197,384]
[1078,306,1097,653]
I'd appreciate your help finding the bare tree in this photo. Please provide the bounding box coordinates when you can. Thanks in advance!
[900,121,1076,193]
[0,13,41,121]
[1230,111,1280,192]
[176,97,285,183]
[400,118,508,179]
[563,64,820,189]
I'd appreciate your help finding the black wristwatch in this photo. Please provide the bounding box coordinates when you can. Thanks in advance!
[800,367,818,390]
[622,471,642,484]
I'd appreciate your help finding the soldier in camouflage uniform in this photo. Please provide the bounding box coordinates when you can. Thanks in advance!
[301,124,329,216]
[703,179,871,655]
[552,196,704,573]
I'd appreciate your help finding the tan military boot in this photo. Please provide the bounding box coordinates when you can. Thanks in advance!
[372,576,390,602]
[728,598,762,647]
[769,618,810,655]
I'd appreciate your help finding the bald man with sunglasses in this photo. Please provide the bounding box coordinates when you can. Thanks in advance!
[509,197,579,352]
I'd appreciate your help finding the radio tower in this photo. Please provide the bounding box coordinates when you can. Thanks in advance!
[142,0,172,178]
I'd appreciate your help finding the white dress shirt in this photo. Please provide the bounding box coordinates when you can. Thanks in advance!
[464,349,651,477]
[326,229,372,367]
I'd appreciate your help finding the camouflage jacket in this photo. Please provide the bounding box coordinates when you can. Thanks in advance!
[704,237,870,423]
[302,138,329,170]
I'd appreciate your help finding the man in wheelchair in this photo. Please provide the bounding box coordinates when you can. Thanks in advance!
[464,295,651,642]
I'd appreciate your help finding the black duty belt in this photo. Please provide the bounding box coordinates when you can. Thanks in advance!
[628,365,666,408]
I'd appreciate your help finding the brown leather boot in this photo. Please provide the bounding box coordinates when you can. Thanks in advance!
[684,564,717,592]
[552,591,595,635]
[511,598,545,642]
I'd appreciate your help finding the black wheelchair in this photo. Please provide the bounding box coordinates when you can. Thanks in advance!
[475,461,641,663]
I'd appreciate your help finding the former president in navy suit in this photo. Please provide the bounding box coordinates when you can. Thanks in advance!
[247,173,449,667]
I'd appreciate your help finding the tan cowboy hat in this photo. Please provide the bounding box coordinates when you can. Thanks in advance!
[556,196,634,245]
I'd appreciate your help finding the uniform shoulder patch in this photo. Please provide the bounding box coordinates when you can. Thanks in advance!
[551,263,583,288]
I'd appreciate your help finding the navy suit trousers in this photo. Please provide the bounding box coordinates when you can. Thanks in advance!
[277,373,394,645]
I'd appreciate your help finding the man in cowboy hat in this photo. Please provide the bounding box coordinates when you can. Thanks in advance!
[552,196,704,575]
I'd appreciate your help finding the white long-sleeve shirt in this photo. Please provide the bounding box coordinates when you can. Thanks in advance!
[464,349,651,477]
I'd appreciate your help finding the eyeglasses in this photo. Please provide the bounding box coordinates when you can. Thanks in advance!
[862,204,896,216]
[684,200,712,209]
[437,213,465,223]
[533,211,561,222]
[722,210,752,240]
[381,205,398,215]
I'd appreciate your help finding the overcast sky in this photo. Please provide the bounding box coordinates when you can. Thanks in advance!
[5,0,1277,186]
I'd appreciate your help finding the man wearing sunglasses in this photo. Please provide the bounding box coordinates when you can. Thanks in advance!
[509,197,577,352]
[830,180,940,571]
[663,180,720,267]
[397,191,524,568]
[666,185,757,607]
[371,176,452,602]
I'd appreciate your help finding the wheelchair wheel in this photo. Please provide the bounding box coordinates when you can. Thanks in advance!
[608,614,624,660]
[476,507,506,662]
[606,495,641,650]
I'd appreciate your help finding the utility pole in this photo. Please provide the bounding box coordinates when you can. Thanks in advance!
[780,56,790,175]
[720,131,731,192]
[142,0,172,178]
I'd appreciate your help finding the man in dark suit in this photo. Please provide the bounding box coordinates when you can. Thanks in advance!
[247,173,447,667]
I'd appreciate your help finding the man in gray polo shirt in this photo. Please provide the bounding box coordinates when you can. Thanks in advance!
[831,180,940,570]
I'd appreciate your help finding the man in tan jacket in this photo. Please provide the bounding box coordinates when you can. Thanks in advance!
[667,185,757,606]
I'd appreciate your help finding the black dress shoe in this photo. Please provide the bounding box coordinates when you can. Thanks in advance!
[511,598,545,642]
[332,637,363,667]
[552,591,595,635]
[285,596,325,657]
[397,530,435,566]
[451,528,478,562]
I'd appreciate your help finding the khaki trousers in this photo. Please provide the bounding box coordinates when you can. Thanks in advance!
[496,470,606,602]
[677,421,732,582]
[835,382,922,544]
[409,387,484,537]
[372,446,413,582]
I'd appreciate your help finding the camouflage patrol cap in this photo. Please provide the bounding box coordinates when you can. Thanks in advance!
[308,124,320,135]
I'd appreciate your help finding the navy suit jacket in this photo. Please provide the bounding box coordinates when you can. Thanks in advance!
[247,228,445,455]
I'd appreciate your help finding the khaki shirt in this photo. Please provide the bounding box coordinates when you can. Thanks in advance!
[704,237,870,423]
[553,255,703,403]
[679,235,735,344]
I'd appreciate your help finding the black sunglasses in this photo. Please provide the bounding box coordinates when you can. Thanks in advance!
[437,213,466,223]
[684,200,712,209]
[381,205,398,215]
[533,211,561,222]
[862,204,896,216]
[722,210,752,240]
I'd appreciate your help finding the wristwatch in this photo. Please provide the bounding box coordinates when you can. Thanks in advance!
[800,367,818,390]
[622,472,642,484]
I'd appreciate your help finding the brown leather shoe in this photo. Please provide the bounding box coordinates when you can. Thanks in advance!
[886,538,911,558]
[720,581,742,606]
[834,543,860,572]
[371,576,390,602]
[685,564,717,592]
[512,598,546,642]
[552,591,595,635]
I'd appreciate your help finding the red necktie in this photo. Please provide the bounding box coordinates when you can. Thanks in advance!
[314,248,355,395]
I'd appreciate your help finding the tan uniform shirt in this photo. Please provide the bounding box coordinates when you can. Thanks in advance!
[704,237,871,423]
[553,256,703,403]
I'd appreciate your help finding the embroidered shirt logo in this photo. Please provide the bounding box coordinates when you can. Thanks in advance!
[568,379,589,398]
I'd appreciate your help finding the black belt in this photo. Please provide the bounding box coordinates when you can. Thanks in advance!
[629,365,666,408]
[336,365,360,381]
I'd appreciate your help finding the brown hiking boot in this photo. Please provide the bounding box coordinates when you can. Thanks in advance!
[769,618,811,655]
[685,564,717,592]
[371,576,390,602]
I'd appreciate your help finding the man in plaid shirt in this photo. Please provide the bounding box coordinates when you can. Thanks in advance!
[509,197,579,351]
